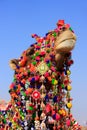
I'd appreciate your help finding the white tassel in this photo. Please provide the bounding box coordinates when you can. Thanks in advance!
[34,120,40,130]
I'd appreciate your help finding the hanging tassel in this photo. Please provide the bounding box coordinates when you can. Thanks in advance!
[34,112,40,130]
[40,121,46,130]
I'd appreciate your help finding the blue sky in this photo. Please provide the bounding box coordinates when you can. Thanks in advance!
[0,0,87,125]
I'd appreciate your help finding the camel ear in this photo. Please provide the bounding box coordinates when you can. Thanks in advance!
[9,59,19,70]
[26,46,34,56]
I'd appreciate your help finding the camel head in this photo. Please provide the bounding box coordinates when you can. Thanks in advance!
[55,20,76,53]
[54,20,76,69]
[9,20,76,71]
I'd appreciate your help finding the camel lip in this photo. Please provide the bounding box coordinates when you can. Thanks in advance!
[57,37,76,46]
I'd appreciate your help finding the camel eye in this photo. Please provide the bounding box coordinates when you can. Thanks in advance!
[62,27,66,31]
[60,26,66,31]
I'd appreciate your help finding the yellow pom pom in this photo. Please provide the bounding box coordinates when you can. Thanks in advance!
[21,116,24,120]
[67,70,71,75]
[58,109,62,115]
[66,102,72,109]
[62,109,66,116]
[54,80,58,85]
[67,85,72,91]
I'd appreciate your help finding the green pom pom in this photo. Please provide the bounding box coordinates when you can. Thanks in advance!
[45,40,50,44]
[47,62,51,67]
[37,43,41,46]
[32,61,37,65]
[69,27,73,31]
[46,49,50,53]
[29,106,33,111]
[40,57,44,61]
[52,79,58,85]
[52,32,57,37]
[61,84,65,89]
[35,52,40,56]
[13,77,16,82]
[21,91,26,96]
[3,118,6,124]
[20,110,24,117]
[32,55,36,60]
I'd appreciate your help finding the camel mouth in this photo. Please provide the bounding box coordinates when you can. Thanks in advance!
[55,30,76,53]
[56,38,76,53]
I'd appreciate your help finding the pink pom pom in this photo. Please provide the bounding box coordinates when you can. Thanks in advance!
[45,104,52,113]
[56,113,60,121]
[66,119,71,126]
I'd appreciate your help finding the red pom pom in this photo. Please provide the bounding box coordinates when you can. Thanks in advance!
[57,20,65,27]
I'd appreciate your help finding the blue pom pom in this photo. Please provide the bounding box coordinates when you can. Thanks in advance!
[45,94,49,102]
[53,96,57,103]
[9,122,12,127]
[52,114,56,119]
[31,77,35,82]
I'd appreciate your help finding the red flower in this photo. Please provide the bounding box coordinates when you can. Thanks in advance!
[32,90,40,100]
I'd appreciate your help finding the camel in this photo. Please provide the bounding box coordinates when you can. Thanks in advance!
[0,20,81,130]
